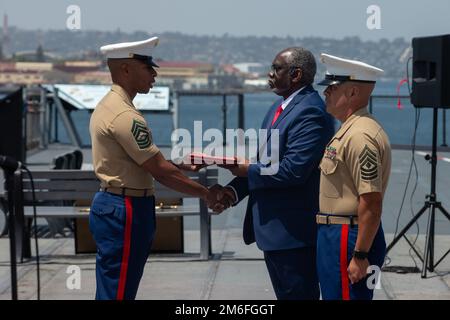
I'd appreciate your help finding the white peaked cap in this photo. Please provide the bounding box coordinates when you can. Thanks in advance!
[317,53,384,86]
[100,36,160,67]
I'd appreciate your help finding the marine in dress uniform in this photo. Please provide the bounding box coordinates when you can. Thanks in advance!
[89,37,215,300]
[316,54,392,300]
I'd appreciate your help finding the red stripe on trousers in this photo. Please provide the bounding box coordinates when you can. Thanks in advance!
[116,196,133,300]
[340,224,350,300]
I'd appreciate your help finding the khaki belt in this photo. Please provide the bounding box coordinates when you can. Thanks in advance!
[101,187,153,197]
[316,214,358,225]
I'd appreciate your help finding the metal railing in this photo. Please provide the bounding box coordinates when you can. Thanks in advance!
[24,85,84,158]
[24,86,50,153]
[22,89,450,153]
[174,89,247,146]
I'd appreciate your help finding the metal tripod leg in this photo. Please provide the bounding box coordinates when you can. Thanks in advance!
[386,203,429,253]
[422,203,436,278]
[436,203,450,220]
[429,204,450,270]
[390,108,450,278]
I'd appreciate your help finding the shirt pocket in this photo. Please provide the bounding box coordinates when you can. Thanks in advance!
[319,158,341,198]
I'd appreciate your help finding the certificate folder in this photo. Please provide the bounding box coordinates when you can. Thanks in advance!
[188,152,238,165]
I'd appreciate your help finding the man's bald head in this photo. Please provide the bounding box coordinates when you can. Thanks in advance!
[324,81,375,122]
[344,82,375,119]
[107,58,158,99]
[344,81,375,107]
[107,58,140,82]
[107,58,125,74]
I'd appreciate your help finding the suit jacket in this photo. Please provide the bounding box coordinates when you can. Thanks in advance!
[228,85,335,251]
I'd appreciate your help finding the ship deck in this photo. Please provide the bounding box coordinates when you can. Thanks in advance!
[1,144,449,300]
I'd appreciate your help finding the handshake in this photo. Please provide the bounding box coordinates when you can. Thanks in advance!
[205,184,237,213]
[175,158,248,213]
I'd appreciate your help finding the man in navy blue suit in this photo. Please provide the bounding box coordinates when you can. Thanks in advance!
[215,47,335,300]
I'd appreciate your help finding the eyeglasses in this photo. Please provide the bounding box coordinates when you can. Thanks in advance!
[269,64,297,75]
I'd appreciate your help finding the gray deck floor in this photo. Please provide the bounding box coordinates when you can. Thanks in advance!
[0,145,450,300]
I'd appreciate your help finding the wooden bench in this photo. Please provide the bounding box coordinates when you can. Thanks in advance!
[14,168,219,260]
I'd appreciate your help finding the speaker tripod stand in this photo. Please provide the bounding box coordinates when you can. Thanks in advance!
[386,107,450,278]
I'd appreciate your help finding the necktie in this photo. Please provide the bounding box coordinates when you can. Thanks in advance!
[271,105,283,126]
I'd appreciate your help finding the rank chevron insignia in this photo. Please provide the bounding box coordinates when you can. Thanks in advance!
[131,119,151,149]
[359,145,378,181]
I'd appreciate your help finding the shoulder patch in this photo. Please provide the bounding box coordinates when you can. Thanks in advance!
[359,145,378,181]
[131,119,151,149]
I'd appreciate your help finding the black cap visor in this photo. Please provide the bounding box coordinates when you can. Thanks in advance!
[317,74,376,86]
[317,79,342,86]
[132,54,159,68]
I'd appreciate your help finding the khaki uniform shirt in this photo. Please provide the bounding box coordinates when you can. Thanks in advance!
[319,107,391,216]
[89,84,160,192]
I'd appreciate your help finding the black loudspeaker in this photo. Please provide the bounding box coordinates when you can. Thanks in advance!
[0,87,24,162]
[411,34,450,108]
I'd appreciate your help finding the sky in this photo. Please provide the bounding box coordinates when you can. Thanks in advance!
[0,0,449,40]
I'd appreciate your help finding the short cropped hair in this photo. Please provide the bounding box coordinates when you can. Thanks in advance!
[284,47,317,86]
